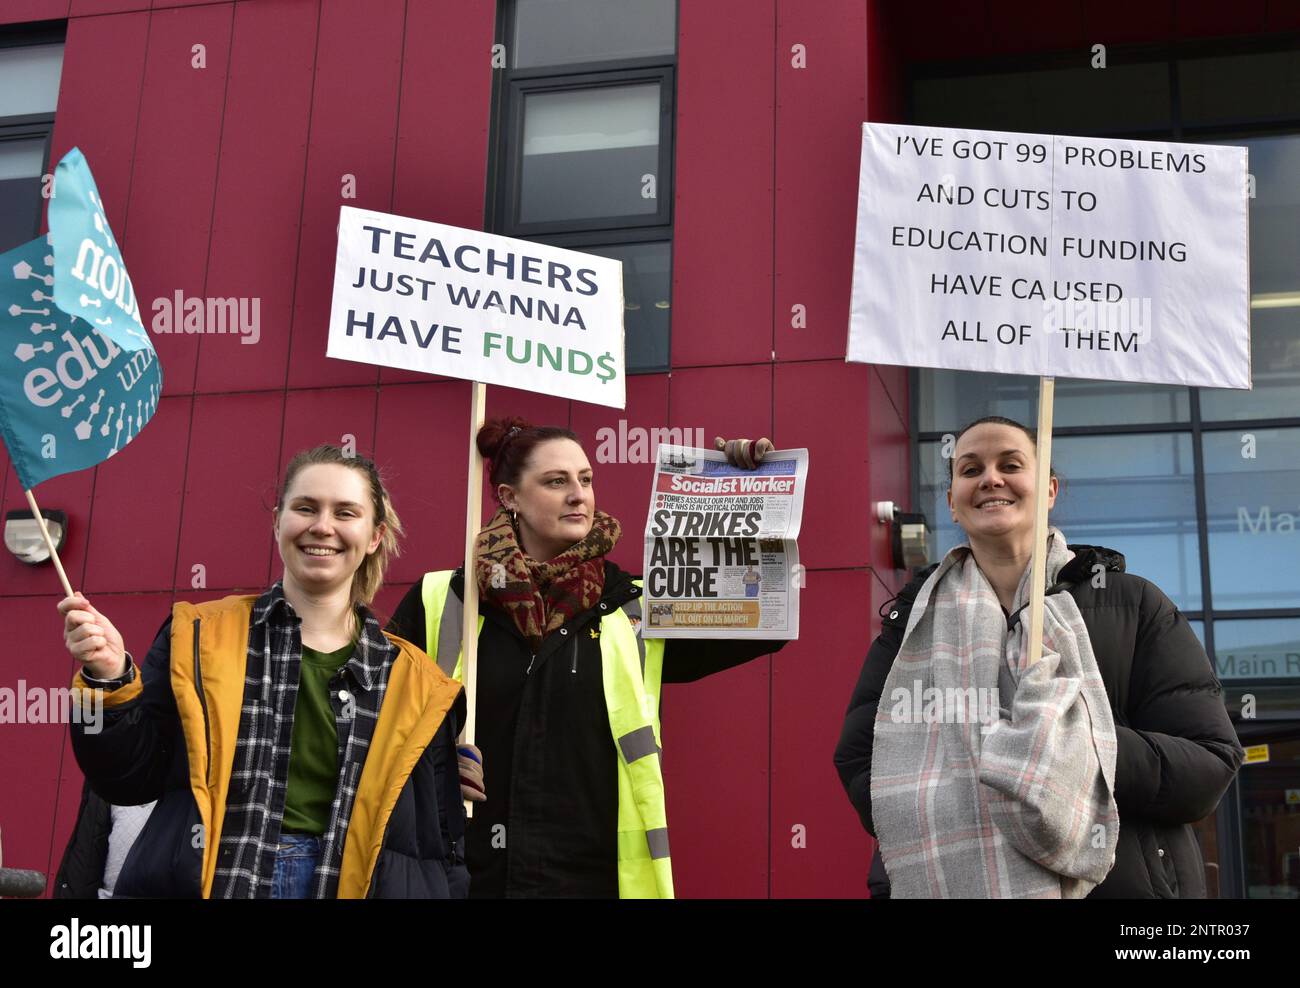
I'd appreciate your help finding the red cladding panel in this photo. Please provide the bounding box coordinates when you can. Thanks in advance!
[120,3,234,396]
[569,373,670,574]
[68,0,146,15]
[868,368,909,576]
[196,0,318,394]
[174,391,283,591]
[392,0,493,227]
[82,396,190,593]
[286,0,404,391]
[662,362,773,897]
[662,656,772,898]
[279,387,377,469]
[0,598,76,884]
[373,380,470,584]
[774,0,866,363]
[672,0,775,367]
[49,13,150,238]
[668,363,773,446]
[774,360,872,570]
[382,0,495,386]
[483,383,572,431]
[770,569,874,897]
[0,1,70,25]
[874,363,908,431]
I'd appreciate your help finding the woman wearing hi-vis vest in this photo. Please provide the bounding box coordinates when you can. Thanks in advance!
[58,445,469,899]
[385,417,787,898]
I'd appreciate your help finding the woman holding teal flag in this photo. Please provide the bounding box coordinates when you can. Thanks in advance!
[59,444,468,899]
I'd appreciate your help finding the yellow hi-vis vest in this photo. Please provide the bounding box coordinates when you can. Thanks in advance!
[420,570,673,899]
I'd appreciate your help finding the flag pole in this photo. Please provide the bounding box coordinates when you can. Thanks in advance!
[1024,375,1055,668]
[24,488,74,599]
[460,381,487,816]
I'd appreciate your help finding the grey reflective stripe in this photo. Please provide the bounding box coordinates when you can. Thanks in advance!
[646,827,670,860]
[620,595,647,678]
[618,725,659,764]
[436,583,462,678]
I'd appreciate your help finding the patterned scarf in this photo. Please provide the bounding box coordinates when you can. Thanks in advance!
[474,506,621,650]
[870,528,1119,898]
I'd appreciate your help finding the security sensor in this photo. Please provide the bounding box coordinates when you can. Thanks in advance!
[4,509,67,564]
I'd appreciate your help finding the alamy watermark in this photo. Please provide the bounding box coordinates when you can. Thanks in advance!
[594,420,706,464]
[150,291,261,344]
[0,681,102,734]
[889,680,1001,732]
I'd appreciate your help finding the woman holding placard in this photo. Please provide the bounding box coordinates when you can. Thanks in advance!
[58,445,469,899]
[386,417,785,898]
[834,416,1243,898]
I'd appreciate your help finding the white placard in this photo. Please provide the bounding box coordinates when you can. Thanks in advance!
[328,205,626,407]
[847,123,1251,390]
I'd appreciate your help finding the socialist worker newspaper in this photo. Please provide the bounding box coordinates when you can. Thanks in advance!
[641,444,808,640]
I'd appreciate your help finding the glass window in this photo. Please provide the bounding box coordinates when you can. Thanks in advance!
[1202,428,1300,611]
[1213,618,1300,682]
[917,370,1189,433]
[1199,134,1300,422]
[519,83,661,225]
[0,43,63,117]
[0,137,46,254]
[0,39,62,254]
[581,241,670,372]
[918,432,1202,609]
[512,0,675,69]
[1237,735,1300,898]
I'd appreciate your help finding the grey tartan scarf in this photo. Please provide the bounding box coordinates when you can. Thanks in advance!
[871,529,1119,898]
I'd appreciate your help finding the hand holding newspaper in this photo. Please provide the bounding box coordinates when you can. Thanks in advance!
[641,444,808,639]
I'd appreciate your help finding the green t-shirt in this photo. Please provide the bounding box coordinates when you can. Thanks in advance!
[282,640,354,835]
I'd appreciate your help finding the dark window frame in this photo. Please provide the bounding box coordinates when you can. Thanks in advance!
[486,0,678,374]
[496,65,675,238]
[0,22,65,251]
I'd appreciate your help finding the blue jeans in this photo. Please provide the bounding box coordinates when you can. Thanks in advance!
[270,834,321,899]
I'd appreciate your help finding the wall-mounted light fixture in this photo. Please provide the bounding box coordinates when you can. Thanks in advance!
[874,501,930,571]
[4,508,67,565]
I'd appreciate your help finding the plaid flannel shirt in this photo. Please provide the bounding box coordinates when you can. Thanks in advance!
[211,581,395,899]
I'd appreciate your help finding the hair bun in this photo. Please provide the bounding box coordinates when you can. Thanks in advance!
[476,416,532,461]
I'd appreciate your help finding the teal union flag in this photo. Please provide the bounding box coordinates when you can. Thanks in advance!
[0,147,161,490]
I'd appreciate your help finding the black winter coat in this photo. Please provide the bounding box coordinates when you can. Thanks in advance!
[387,559,786,898]
[834,545,1244,899]
[53,782,111,899]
